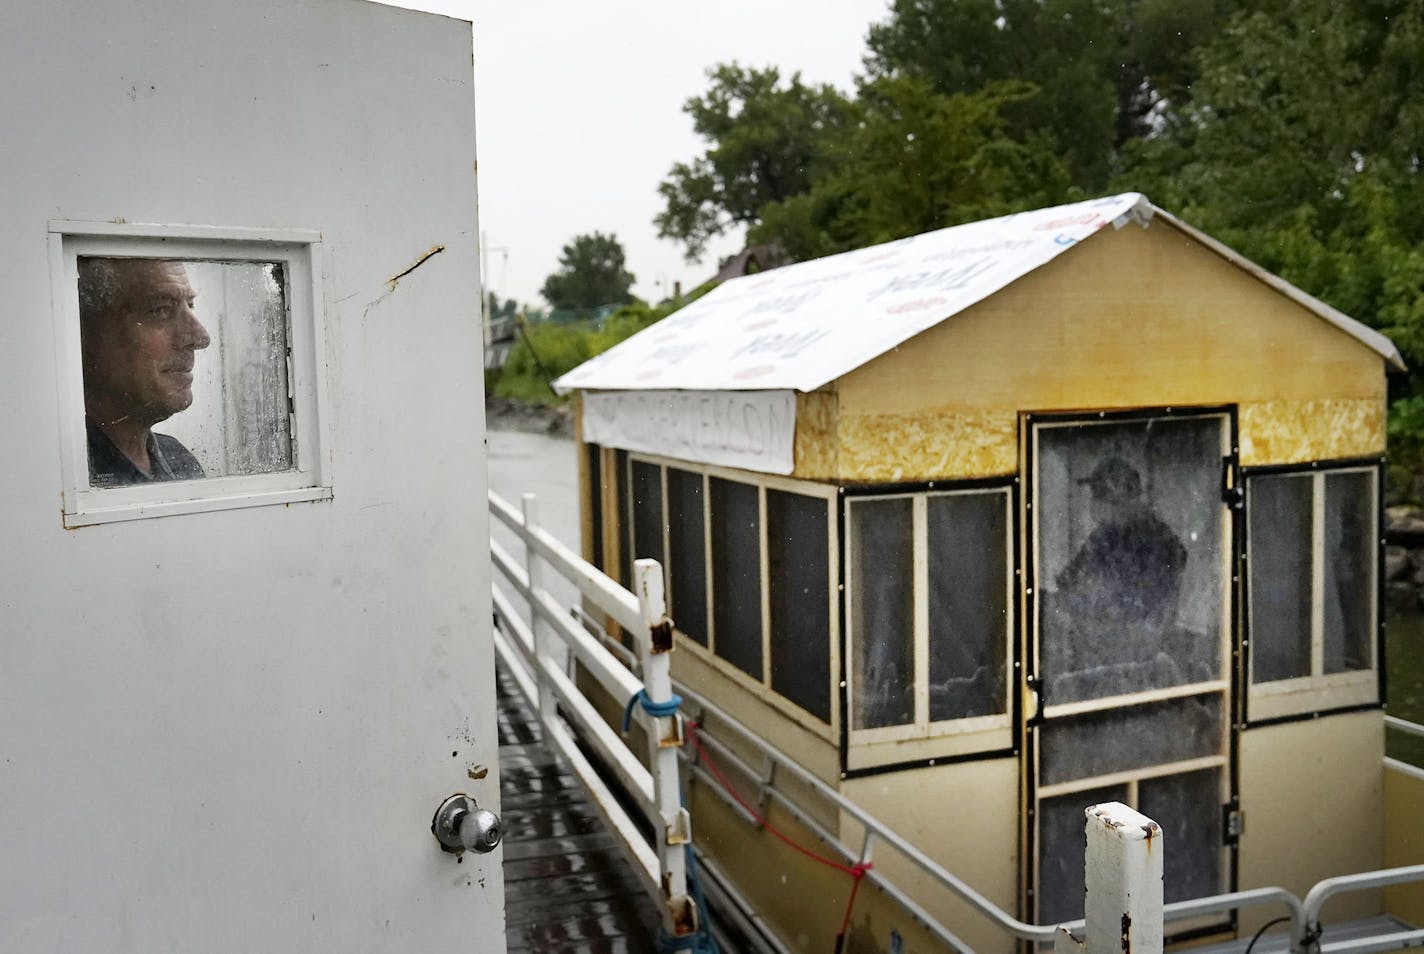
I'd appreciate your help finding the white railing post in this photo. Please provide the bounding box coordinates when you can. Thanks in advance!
[521,493,556,725]
[632,558,696,939]
[1056,802,1164,954]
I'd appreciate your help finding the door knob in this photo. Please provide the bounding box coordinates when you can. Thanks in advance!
[431,794,502,854]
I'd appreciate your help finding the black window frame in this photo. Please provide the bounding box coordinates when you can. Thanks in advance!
[624,453,840,729]
[842,479,1018,773]
[1241,457,1384,725]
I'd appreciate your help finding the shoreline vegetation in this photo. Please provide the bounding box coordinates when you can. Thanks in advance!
[486,395,573,439]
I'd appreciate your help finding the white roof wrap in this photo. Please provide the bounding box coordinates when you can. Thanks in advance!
[554,193,1401,394]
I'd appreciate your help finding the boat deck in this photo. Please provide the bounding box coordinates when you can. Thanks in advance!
[497,662,660,953]
[1189,914,1414,954]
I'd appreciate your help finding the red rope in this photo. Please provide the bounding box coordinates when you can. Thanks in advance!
[686,721,872,942]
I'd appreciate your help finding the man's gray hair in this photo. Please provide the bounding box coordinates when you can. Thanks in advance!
[76,257,129,322]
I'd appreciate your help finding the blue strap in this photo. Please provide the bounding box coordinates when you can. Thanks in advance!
[622,688,684,733]
[657,927,719,952]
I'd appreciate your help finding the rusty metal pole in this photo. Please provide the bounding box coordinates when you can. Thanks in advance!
[632,558,697,939]
[1056,802,1164,954]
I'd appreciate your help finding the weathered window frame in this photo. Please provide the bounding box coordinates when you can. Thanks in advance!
[623,452,840,735]
[1243,460,1382,722]
[50,221,331,526]
[844,483,1016,771]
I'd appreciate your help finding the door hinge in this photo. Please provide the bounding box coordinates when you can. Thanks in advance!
[1221,455,1244,509]
[1026,675,1046,727]
[1224,805,1245,845]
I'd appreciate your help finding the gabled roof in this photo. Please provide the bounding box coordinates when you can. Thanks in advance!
[554,193,1403,394]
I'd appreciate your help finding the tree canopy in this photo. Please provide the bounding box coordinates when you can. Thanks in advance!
[863,0,1238,190]
[654,0,1424,457]
[1113,0,1424,441]
[654,64,856,260]
[750,76,1072,261]
[539,232,636,316]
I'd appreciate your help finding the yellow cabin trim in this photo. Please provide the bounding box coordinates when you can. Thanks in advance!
[829,221,1385,481]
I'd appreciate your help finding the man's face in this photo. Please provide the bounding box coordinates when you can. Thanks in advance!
[81,260,211,426]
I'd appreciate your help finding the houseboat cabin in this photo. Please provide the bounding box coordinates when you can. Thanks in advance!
[554,194,1411,952]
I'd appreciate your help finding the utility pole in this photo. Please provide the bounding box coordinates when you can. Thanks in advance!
[479,229,510,346]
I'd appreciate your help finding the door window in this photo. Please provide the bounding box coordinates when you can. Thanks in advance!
[1035,416,1226,706]
[52,223,330,525]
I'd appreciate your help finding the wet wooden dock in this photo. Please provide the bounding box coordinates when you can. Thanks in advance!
[497,663,661,952]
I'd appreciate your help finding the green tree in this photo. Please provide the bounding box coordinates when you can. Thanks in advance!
[654,64,856,260]
[493,282,718,405]
[539,232,636,316]
[1106,0,1424,466]
[649,0,1424,459]
[751,78,1073,259]
[863,0,1238,190]
[1116,0,1424,395]
[486,291,521,323]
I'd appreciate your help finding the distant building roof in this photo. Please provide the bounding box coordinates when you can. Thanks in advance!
[709,242,791,284]
[554,193,1403,394]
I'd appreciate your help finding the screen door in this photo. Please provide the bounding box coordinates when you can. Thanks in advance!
[1028,412,1235,928]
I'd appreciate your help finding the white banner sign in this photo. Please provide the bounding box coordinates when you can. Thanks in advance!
[583,389,796,475]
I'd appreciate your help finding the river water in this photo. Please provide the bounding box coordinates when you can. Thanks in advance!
[484,427,1424,760]
[486,428,582,656]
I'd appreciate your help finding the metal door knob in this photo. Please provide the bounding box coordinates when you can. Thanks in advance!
[432,794,503,854]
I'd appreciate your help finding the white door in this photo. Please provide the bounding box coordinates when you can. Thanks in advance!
[0,2,504,951]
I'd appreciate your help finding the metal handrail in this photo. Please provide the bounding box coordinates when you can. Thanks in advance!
[678,682,1313,948]
[678,681,1058,944]
[1385,715,1424,740]
[1297,865,1424,954]
[489,490,695,939]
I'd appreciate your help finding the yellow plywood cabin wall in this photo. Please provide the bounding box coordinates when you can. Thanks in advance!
[828,217,1385,483]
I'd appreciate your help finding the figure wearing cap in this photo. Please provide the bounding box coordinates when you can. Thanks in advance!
[1056,455,1187,649]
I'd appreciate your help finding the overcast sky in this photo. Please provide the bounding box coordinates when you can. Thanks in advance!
[370,0,892,307]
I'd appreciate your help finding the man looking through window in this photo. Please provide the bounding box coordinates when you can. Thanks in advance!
[78,257,210,486]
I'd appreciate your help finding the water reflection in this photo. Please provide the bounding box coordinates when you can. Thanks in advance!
[1387,608,1424,765]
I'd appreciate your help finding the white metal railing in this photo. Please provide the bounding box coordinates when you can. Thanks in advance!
[1386,716,1424,740]
[677,677,1310,951]
[681,671,1424,954]
[1384,715,1424,787]
[489,490,698,941]
[489,489,1424,954]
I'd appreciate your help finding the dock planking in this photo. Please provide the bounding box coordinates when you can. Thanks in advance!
[497,663,660,953]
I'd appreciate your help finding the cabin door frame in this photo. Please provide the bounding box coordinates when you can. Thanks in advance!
[1021,406,1240,936]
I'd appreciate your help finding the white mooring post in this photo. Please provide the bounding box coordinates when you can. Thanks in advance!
[1055,802,1164,954]
[632,558,697,938]
[521,493,556,724]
